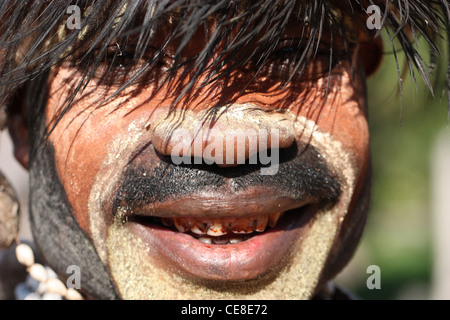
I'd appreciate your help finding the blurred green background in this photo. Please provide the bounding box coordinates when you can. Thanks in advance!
[335,32,449,299]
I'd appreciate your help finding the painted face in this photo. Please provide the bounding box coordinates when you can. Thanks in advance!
[24,16,373,299]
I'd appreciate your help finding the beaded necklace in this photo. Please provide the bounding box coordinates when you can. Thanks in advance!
[14,242,83,300]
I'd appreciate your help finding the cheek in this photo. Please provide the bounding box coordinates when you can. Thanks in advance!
[292,69,371,227]
[292,72,370,175]
[45,79,146,233]
[314,91,370,214]
[316,95,369,172]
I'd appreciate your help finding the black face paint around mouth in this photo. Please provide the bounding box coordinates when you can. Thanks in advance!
[112,142,341,216]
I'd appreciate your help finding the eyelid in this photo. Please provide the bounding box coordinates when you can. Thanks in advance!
[103,44,169,70]
[77,44,175,86]
[275,38,332,56]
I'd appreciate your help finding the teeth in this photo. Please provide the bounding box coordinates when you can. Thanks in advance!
[168,212,284,237]
[254,215,268,232]
[207,222,227,237]
[198,237,212,244]
[173,218,187,232]
[212,237,229,245]
[231,216,259,234]
[232,229,253,234]
[191,226,205,235]
[268,212,283,228]
[198,236,246,245]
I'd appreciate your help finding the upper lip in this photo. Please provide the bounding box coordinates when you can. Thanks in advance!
[111,141,342,220]
[120,190,314,219]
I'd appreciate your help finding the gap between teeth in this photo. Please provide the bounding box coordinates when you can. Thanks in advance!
[162,212,284,237]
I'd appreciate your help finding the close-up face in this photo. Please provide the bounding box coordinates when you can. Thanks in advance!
[1,0,447,300]
[30,17,372,299]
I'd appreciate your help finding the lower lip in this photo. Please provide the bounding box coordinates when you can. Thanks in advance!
[128,206,317,282]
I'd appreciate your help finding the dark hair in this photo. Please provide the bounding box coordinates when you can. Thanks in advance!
[0,0,449,121]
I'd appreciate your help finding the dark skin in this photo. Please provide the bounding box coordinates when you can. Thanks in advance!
[7,18,382,299]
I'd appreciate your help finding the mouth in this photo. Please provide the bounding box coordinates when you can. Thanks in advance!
[124,199,321,282]
[111,142,341,283]
[134,211,286,244]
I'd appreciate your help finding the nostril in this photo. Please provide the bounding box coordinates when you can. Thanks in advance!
[156,144,299,178]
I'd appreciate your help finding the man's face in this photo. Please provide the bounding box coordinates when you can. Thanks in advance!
[27,19,372,299]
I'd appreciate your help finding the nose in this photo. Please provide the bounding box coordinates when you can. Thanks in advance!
[151,104,295,167]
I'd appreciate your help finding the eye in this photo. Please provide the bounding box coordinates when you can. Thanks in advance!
[75,43,174,86]
[104,44,135,69]
[274,46,297,62]
[261,39,336,81]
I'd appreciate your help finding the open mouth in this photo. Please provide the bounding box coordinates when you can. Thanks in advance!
[133,211,285,244]
[126,201,319,282]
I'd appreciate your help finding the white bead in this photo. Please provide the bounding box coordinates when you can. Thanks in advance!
[45,278,68,296]
[29,263,48,283]
[24,292,41,300]
[45,266,58,279]
[15,244,35,267]
[66,288,83,300]
[42,292,63,300]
